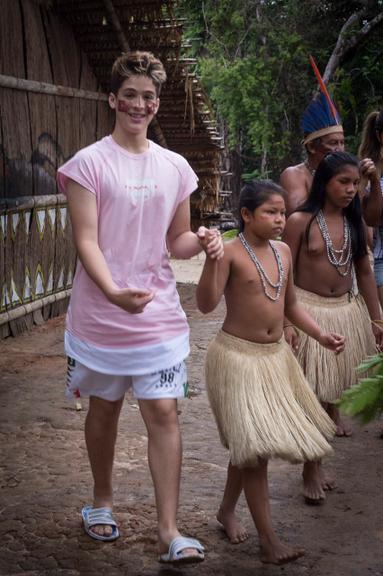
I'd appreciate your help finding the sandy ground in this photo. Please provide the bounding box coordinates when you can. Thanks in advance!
[0,258,382,576]
[170,254,206,284]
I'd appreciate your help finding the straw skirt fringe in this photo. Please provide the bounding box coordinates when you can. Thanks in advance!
[205,330,334,468]
[295,287,376,403]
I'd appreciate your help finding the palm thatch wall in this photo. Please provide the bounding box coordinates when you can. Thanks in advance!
[0,0,229,338]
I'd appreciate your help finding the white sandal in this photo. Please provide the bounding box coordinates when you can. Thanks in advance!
[81,505,120,542]
[159,535,205,564]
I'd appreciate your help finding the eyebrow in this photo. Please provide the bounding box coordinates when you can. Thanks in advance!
[121,88,156,95]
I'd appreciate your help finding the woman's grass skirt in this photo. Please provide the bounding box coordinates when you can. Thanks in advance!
[295,287,376,403]
[205,330,335,468]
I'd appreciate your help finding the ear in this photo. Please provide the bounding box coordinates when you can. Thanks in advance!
[153,98,160,115]
[306,141,317,155]
[109,92,117,110]
[240,207,251,222]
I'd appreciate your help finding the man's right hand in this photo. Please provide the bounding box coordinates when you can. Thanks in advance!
[107,287,154,313]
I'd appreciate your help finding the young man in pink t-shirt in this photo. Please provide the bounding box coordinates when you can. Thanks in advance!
[57,51,223,564]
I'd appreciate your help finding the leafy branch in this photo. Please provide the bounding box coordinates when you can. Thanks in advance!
[338,352,383,424]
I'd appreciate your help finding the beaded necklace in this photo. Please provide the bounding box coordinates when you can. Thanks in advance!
[315,210,352,277]
[304,160,316,176]
[239,233,285,301]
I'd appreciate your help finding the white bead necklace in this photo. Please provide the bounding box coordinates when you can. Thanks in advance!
[316,210,352,277]
[304,160,316,176]
[239,233,285,301]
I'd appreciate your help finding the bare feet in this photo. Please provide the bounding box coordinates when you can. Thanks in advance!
[302,461,325,505]
[335,422,352,437]
[217,508,249,544]
[260,536,305,565]
[327,404,352,437]
[317,462,336,491]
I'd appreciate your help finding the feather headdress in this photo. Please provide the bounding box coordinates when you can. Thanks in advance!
[301,55,343,145]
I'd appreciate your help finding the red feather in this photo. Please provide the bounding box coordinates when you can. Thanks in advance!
[309,55,339,123]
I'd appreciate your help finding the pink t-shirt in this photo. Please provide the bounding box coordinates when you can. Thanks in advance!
[57,136,198,355]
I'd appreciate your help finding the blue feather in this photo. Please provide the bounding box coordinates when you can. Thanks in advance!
[301,92,341,134]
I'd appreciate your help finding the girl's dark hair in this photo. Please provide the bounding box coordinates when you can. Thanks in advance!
[238,180,287,232]
[358,110,383,164]
[297,151,367,261]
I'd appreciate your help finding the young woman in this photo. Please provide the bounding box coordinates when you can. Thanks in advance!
[283,151,383,502]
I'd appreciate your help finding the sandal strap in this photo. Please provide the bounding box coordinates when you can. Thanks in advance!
[86,507,117,528]
[168,536,205,558]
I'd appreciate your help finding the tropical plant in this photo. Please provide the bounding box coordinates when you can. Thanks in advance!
[338,352,383,424]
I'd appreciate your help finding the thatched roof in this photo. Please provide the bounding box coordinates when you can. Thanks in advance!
[54,0,227,223]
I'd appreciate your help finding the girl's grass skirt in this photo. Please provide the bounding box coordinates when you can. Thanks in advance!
[295,287,376,403]
[205,330,335,468]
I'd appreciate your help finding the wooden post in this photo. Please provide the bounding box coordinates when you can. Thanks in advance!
[0,74,108,101]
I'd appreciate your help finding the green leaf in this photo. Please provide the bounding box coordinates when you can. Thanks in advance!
[221,229,238,240]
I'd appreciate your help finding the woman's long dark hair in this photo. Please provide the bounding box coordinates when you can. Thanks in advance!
[358,110,383,166]
[238,180,287,232]
[296,151,367,261]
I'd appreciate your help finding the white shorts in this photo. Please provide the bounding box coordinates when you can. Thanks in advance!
[66,357,189,402]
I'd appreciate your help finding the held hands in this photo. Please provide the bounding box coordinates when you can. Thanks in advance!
[197,226,224,260]
[107,286,154,314]
[318,331,345,354]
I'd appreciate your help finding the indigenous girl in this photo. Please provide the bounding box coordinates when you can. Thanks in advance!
[283,151,383,503]
[196,180,344,565]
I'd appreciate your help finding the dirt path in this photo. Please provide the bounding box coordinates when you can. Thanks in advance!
[0,278,382,576]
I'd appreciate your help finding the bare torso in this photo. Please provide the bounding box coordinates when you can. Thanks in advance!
[280,163,313,215]
[285,212,353,297]
[222,238,291,343]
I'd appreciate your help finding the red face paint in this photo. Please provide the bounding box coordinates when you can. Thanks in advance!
[117,98,156,115]
[117,100,130,113]
[146,102,156,114]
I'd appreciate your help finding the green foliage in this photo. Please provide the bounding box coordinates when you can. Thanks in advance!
[221,228,238,240]
[338,353,383,424]
[242,169,263,181]
[178,0,383,178]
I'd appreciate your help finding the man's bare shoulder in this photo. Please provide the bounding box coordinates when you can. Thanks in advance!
[281,162,306,174]
[280,163,307,183]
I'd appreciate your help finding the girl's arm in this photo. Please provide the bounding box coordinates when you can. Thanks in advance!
[281,213,304,348]
[355,254,383,346]
[66,180,153,313]
[196,246,231,314]
[284,250,345,353]
[167,197,223,260]
[282,212,304,273]
[284,259,321,339]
